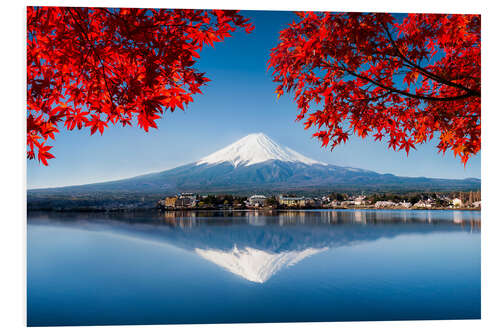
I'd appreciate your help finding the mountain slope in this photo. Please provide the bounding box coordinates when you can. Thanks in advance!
[30,133,480,194]
[196,132,326,167]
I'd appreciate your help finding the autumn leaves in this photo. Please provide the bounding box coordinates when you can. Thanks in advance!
[27,7,253,165]
[268,13,480,165]
[28,9,480,166]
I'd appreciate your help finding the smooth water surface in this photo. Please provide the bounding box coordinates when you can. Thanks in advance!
[27,209,481,326]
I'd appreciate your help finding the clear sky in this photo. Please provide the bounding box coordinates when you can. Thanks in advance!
[27,10,481,189]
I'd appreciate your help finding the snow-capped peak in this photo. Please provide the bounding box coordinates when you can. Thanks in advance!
[195,246,328,283]
[196,133,326,167]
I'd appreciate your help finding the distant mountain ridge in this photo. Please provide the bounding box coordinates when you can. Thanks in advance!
[30,133,480,194]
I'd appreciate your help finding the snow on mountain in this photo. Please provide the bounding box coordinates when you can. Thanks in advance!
[195,245,328,283]
[31,132,480,195]
[196,133,327,167]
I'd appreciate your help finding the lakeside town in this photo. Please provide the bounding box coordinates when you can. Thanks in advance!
[158,191,481,211]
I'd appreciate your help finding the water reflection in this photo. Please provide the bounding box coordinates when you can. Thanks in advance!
[28,209,480,283]
[150,209,481,227]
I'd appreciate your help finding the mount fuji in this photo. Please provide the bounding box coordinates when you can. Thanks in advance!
[32,133,480,194]
[196,133,326,167]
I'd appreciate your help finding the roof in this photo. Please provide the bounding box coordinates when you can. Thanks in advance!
[280,196,305,201]
[249,195,266,199]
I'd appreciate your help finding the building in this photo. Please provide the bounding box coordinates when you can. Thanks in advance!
[375,201,396,208]
[279,195,306,207]
[354,196,367,206]
[164,196,178,208]
[163,193,197,209]
[326,200,340,207]
[177,193,197,207]
[305,198,322,208]
[452,198,463,207]
[179,192,197,200]
[413,200,432,208]
[248,195,267,207]
[175,197,195,208]
[399,201,412,209]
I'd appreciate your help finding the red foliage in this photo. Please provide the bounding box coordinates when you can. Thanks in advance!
[27,7,253,165]
[269,13,480,165]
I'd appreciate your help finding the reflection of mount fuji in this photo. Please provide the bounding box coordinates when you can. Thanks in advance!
[195,246,327,283]
[28,210,480,283]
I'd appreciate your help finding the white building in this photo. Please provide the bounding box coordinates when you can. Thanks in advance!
[374,201,396,208]
[399,201,412,208]
[452,198,463,207]
[354,196,366,206]
[279,195,306,207]
[326,200,340,207]
[178,193,197,207]
[413,200,432,208]
[248,195,267,207]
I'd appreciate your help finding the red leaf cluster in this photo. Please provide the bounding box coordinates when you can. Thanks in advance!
[269,12,480,165]
[27,7,253,165]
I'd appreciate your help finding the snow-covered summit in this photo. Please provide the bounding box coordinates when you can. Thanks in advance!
[196,133,326,167]
[195,246,327,283]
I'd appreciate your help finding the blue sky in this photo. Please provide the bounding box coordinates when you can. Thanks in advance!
[27,10,480,189]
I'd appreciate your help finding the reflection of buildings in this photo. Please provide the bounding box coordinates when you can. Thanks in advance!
[160,209,481,231]
[277,210,343,225]
[163,211,199,228]
[453,211,463,224]
[451,210,481,231]
[353,210,366,224]
[426,211,432,224]
[278,210,307,225]
[247,212,267,226]
[470,219,481,231]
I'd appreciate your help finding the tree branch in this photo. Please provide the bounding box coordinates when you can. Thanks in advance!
[67,8,115,104]
[380,22,480,97]
[327,61,476,102]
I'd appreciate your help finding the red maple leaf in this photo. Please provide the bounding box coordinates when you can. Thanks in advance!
[27,7,253,165]
[269,12,480,165]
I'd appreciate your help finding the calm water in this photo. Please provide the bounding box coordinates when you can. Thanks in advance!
[27,209,481,326]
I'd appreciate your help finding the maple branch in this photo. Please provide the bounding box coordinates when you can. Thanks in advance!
[74,49,93,84]
[380,22,480,97]
[349,91,392,102]
[67,8,115,104]
[102,8,189,35]
[324,61,476,102]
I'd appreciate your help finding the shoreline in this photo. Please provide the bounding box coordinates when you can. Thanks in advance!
[27,206,481,213]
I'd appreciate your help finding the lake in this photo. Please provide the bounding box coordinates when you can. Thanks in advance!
[27,209,481,326]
